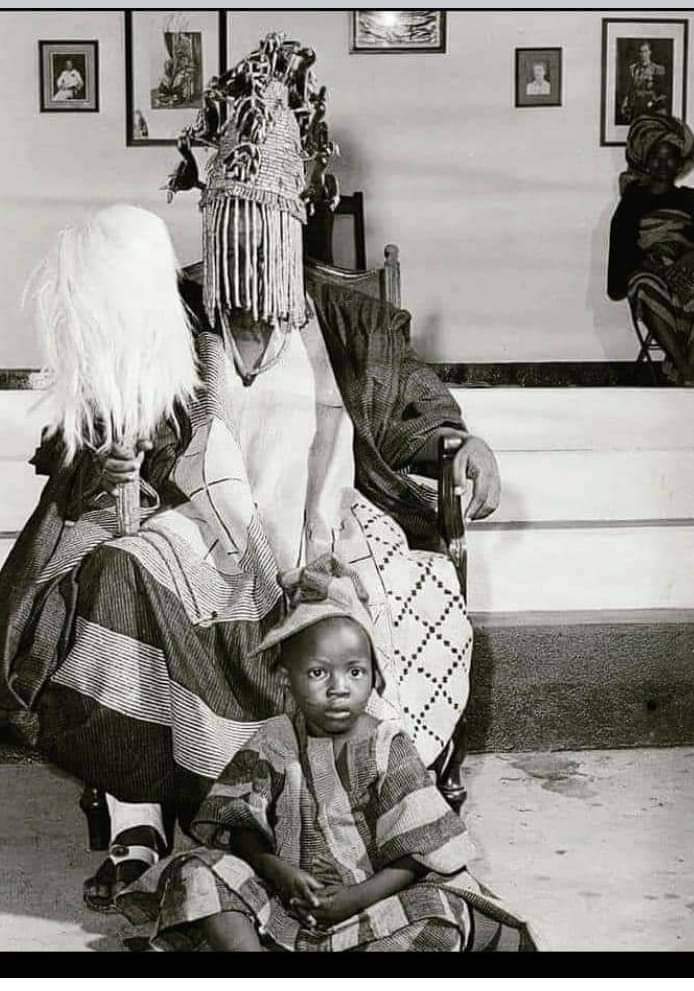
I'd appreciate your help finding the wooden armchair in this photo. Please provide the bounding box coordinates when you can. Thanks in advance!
[304,247,469,809]
[306,246,402,310]
[304,188,400,308]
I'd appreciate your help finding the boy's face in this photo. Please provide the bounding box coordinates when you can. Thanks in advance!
[281,617,374,737]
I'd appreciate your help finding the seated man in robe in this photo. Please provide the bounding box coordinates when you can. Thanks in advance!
[0,33,501,914]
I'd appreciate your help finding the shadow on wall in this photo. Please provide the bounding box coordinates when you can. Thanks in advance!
[415,311,446,359]
[330,129,365,213]
[586,195,633,362]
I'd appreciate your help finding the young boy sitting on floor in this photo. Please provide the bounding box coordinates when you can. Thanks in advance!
[116,555,537,952]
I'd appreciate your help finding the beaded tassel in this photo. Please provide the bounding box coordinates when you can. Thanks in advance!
[203,193,306,332]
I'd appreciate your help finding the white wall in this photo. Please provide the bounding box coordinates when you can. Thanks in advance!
[2,9,693,366]
[4,385,694,612]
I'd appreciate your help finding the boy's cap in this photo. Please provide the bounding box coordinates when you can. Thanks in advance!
[250,554,385,692]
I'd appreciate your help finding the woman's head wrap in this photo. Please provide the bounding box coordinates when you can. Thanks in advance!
[250,553,385,694]
[620,113,694,194]
[166,32,339,332]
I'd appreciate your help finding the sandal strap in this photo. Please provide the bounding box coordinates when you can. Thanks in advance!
[108,844,159,868]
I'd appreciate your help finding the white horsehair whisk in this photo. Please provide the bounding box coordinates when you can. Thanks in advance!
[27,204,200,535]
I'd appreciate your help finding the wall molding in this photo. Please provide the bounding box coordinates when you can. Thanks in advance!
[431,360,665,388]
[0,361,666,390]
[0,370,47,390]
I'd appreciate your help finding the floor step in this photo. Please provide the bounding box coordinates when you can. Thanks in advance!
[4,610,691,762]
[466,609,694,753]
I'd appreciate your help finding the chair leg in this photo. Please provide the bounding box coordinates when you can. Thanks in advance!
[646,354,659,386]
[639,342,660,385]
[79,786,110,852]
[434,717,468,813]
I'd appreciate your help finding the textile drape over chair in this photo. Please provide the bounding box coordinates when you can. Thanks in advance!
[304,190,401,309]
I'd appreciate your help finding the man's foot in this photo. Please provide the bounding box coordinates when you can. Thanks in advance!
[83,825,164,914]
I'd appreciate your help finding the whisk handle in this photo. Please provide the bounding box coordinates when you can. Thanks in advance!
[115,470,140,537]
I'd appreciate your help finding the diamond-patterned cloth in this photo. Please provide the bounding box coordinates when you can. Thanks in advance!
[341,497,472,768]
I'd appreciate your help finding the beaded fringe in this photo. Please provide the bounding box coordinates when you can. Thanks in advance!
[203,197,305,330]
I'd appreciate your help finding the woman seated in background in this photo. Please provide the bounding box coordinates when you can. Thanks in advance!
[607,113,694,384]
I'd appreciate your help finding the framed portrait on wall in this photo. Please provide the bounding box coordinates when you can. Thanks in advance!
[601,18,689,146]
[39,40,99,112]
[515,48,562,108]
[124,10,227,147]
[350,10,446,53]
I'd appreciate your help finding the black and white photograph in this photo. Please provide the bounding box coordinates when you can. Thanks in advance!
[1,7,694,963]
[39,40,98,112]
[125,10,226,146]
[350,9,446,53]
[602,18,689,145]
[515,47,562,107]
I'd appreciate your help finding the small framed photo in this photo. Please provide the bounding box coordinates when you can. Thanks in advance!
[39,40,99,113]
[125,10,227,147]
[601,18,689,147]
[350,10,446,54]
[515,48,562,108]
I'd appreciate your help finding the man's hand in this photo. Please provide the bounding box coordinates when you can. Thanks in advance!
[100,440,153,497]
[453,435,501,521]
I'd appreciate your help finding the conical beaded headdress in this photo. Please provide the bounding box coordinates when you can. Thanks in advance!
[166,32,339,331]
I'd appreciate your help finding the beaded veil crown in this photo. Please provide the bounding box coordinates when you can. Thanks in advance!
[166,32,340,331]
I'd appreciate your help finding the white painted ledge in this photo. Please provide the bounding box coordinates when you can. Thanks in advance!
[452,387,694,452]
[1,386,692,613]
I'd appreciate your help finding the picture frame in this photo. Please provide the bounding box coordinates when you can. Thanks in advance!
[350,10,446,54]
[124,10,227,147]
[39,40,99,113]
[601,18,689,147]
[515,48,562,108]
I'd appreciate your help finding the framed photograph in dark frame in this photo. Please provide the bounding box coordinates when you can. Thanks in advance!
[601,18,688,146]
[515,47,562,108]
[39,40,99,113]
[125,9,227,147]
[350,10,446,54]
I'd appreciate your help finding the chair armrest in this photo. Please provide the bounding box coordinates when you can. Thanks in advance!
[437,435,467,600]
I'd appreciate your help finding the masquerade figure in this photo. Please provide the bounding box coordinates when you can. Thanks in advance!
[0,33,501,919]
[608,114,694,383]
[116,561,537,952]
[166,33,340,383]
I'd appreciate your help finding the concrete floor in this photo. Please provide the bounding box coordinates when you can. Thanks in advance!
[0,748,692,952]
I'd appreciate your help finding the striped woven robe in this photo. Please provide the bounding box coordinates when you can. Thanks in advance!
[0,275,471,830]
[608,184,694,379]
[115,713,532,952]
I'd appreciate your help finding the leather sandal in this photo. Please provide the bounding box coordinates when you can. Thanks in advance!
[83,827,163,914]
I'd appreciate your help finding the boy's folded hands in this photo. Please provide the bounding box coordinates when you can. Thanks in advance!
[290,882,365,931]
